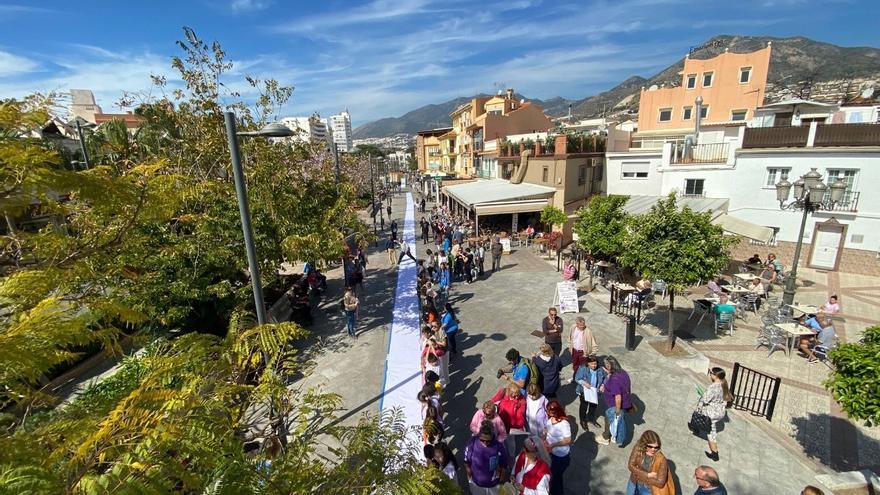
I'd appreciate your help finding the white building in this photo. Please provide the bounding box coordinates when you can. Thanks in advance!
[278,113,330,144]
[327,110,353,152]
[605,97,880,273]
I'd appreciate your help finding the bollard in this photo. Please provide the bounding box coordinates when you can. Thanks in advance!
[626,315,636,351]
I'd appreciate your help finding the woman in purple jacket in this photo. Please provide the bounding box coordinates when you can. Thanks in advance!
[596,355,632,446]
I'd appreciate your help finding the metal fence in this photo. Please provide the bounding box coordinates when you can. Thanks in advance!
[742,126,809,148]
[608,285,643,322]
[728,362,782,421]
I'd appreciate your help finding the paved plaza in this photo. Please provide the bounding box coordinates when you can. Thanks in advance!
[295,190,844,494]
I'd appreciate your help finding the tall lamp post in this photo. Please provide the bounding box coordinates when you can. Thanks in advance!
[369,156,378,245]
[223,112,294,325]
[774,167,847,307]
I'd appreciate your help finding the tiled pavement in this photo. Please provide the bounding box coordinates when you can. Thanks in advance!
[624,266,880,474]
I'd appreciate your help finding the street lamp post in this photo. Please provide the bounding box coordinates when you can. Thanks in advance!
[223,112,294,325]
[774,167,847,307]
[369,156,378,246]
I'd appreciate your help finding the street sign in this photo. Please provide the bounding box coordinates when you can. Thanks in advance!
[554,281,580,314]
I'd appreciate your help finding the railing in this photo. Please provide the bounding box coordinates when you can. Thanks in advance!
[671,142,729,164]
[815,123,880,147]
[822,190,860,212]
[728,362,782,421]
[742,126,809,148]
[609,285,643,323]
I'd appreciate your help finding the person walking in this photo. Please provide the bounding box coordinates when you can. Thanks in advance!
[575,355,607,432]
[568,316,599,381]
[542,400,571,495]
[386,237,397,264]
[694,367,733,462]
[440,303,460,356]
[491,239,503,272]
[626,430,674,495]
[541,307,564,359]
[420,217,430,244]
[386,203,392,218]
[533,344,562,399]
[464,423,509,495]
[397,239,417,265]
[597,356,632,446]
[343,287,359,338]
[693,465,728,494]
[390,219,398,238]
[511,437,551,495]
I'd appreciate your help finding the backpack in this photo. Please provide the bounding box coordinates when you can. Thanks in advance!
[521,358,539,389]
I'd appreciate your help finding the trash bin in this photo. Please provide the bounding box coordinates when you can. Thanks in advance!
[626,315,636,351]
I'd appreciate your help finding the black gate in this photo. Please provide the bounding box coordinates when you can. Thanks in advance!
[728,362,782,421]
[609,285,642,322]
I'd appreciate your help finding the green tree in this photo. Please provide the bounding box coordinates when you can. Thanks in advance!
[540,205,567,231]
[618,194,736,350]
[825,325,880,425]
[574,195,629,260]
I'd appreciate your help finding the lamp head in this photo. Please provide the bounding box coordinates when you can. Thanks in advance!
[238,122,295,138]
[802,168,822,190]
[809,181,828,204]
[829,179,847,203]
[792,178,805,200]
[775,179,792,203]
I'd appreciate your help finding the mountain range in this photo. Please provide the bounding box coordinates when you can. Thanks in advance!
[352,35,880,139]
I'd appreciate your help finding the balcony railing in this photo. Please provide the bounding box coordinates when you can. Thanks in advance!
[742,126,809,148]
[670,142,729,164]
[815,124,880,147]
[822,191,860,212]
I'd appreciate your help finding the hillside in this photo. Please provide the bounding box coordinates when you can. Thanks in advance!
[354,35,880,137]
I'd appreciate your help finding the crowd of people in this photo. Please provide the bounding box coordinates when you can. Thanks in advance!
[339,184,829,494]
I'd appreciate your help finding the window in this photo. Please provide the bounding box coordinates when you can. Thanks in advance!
[700,106,709,119]
[684,178,705,196]
[731,109,748,121]
[682,106,693,120]
[765,167,791,187]
[702,71,714,87]
[622,162,649,179]
[658,108,672,122]
[488,110,502,116]
[593,164,604,182]
[739,67,752,84]
[542,167,549,182]
[826,169,858,204]
[685,74,697,89]
[578,165,587,185]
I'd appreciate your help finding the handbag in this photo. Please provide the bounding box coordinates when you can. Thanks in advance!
[688,410,712,433]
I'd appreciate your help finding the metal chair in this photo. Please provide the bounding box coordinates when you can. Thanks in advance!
[739,293,760,317]
[812,337,840,363]
[689,298,713,326]
[715,310,735,336]
[652,279,667,300]
[755,325,787,357]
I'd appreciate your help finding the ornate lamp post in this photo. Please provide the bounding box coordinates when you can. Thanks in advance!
[774,168,847,307]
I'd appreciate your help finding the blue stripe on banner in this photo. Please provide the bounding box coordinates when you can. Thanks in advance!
[378,194,422,443]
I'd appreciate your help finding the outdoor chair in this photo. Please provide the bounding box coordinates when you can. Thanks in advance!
[755,325,788,357]
[812,337,840,363]
[714,310,735,336]
[688,298,713,326]
[739,293,760,316]
[652,279,667,299]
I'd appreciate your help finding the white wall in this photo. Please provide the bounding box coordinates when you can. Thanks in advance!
[605,151,663,196]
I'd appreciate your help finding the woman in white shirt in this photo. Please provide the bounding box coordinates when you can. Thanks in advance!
[512,437,551,495]
[543,400,572,495]
[432,441,458,483]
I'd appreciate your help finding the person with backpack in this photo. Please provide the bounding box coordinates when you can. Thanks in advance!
[498,348,533,397]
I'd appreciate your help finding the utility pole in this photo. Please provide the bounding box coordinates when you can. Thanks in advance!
[333,142,341,186]
[369,156,377,246]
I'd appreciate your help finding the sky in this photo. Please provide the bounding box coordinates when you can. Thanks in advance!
[1,0,878,127]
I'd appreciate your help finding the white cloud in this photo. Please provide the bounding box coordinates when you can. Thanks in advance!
[0,50,39,77]
[230,0,272,12]
[274,0,433,32]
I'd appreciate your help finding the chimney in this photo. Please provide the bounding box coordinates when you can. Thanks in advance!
[506,88,514,100]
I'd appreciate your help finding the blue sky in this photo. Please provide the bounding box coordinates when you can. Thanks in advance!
[1,0,878,127]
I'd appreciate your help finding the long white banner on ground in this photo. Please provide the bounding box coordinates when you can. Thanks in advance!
[379,193,422,452]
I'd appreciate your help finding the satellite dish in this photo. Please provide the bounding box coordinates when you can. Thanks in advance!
[648,84,659,91]
[861,87,876,99]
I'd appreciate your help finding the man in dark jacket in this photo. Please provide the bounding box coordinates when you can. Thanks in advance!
[541,307,564,358]
[491,239,503,272]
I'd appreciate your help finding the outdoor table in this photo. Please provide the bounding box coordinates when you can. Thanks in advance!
[733,273,756,285]
[613,283,636,292]
[745,263,764,272]
[773,322,816,359]
[596,260,614,267]
[727,286,750,293]
[701,296,721,305]
[788,304,820,315]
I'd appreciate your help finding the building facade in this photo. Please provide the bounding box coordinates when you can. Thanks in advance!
[279,113,331,144]
[416,127,452,174]
[327,110,353,152]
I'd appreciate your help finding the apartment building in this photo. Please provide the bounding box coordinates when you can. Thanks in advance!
[416,127,452,173]
[327,110,353,152]
[278,113,331,144]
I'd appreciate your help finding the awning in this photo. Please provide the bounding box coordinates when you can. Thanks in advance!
[623,195,728,218]
[712,214,775,243]
[475,199,549,215]
[443,179,555,208]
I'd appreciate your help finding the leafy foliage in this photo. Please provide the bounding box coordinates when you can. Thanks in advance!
[618,194,737,348]
[540,205,567,230]
[1,27,428,494]
[574,195,630,260]
[826,325,880,426]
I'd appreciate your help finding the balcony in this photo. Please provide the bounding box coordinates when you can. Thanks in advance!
[821,191,860,213]
[742,123,880,149]
[742,126,809,148]
[670,142,729,164]
[815,124,880,147]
